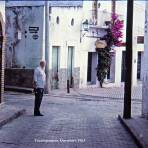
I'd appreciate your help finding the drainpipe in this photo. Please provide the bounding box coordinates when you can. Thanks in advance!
[112,0,116,15]
[95,0,98,25]
[44,1,50,93]
[123,0,134,119]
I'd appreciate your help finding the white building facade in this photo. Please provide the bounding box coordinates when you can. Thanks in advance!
[5,1,83,89]
[97,1,145,87]
[5,1,145,90]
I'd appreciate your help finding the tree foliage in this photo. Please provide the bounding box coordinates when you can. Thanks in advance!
[96,14,123,87]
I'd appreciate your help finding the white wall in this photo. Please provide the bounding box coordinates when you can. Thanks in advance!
[49,6,82,70]
[0,1,5,30]
[0,1,5,20]
[98,1,145,86]
[142,2,148,118]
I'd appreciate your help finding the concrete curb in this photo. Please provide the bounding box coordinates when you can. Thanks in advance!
[0,109,26,127]
[118,115,143,148]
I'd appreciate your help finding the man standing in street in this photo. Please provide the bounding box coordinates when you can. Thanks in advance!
[33,60,46,116]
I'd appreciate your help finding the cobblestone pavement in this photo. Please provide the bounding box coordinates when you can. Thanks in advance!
[77,85,142,100]
[49,85,142,101]
[0,92,141,148]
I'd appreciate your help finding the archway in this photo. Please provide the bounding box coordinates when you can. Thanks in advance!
[0,12,4,103]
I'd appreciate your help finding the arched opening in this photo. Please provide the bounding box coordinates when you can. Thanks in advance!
[0,13,4,103]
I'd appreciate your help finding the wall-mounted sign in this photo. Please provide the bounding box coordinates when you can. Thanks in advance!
[29,26,39,40]
[17,30,22,40]
[95,40,107,49]
[32,34,39,40]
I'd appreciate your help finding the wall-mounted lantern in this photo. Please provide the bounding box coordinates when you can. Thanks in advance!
[80,19,89,42]
[82,19,89,31]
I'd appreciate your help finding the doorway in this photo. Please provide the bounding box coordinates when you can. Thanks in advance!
[52,46,60,89]
[137,51,142,80]
[67,46,74,88]
[87,52,98,85]
[121,51,126,82]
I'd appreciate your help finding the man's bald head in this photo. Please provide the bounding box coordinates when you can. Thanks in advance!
[40,60,46,69]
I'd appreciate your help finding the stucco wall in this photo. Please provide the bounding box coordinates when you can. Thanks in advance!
[5,6,44,69]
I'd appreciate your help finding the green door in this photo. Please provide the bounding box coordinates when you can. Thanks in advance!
[52,46,60,89]
[67,46,74,87]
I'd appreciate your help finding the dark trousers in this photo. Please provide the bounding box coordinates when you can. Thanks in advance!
[34,88,44,114]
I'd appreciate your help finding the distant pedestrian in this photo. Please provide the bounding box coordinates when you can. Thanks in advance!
[33,60,46,116]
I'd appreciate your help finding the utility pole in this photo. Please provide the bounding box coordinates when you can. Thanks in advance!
[45,1,50,93]
[123,0,134,119]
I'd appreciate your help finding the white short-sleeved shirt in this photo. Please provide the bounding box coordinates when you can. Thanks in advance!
[34,66,46,89]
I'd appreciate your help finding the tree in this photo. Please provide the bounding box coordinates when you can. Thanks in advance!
[96,14,123,87]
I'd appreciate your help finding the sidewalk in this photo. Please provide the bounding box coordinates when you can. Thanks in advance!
[78,85,142,100]
[118,115,148,148]
[48,86,142,101]
[0,103,25,127]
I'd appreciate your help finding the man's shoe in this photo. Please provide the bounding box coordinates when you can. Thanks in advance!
[38,113,44,116]
[34,113,44,116]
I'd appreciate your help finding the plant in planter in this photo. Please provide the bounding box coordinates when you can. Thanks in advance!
[96,13,123,87]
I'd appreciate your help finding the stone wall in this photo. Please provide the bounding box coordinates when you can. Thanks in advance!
[73,67,80,88]
[5,68,34,88]
[5,67,80,90]
[58,68,67,89]
[52,67,80,90]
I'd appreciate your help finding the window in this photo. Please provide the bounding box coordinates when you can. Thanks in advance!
[56,16,59,24]
[71,18,74,26]
[137,36,144,44]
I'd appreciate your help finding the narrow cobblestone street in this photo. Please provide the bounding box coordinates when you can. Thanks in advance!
[0,91,141,148]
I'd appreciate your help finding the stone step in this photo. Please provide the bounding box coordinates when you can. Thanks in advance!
[118,115,148,148]
[0,103,26,127]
